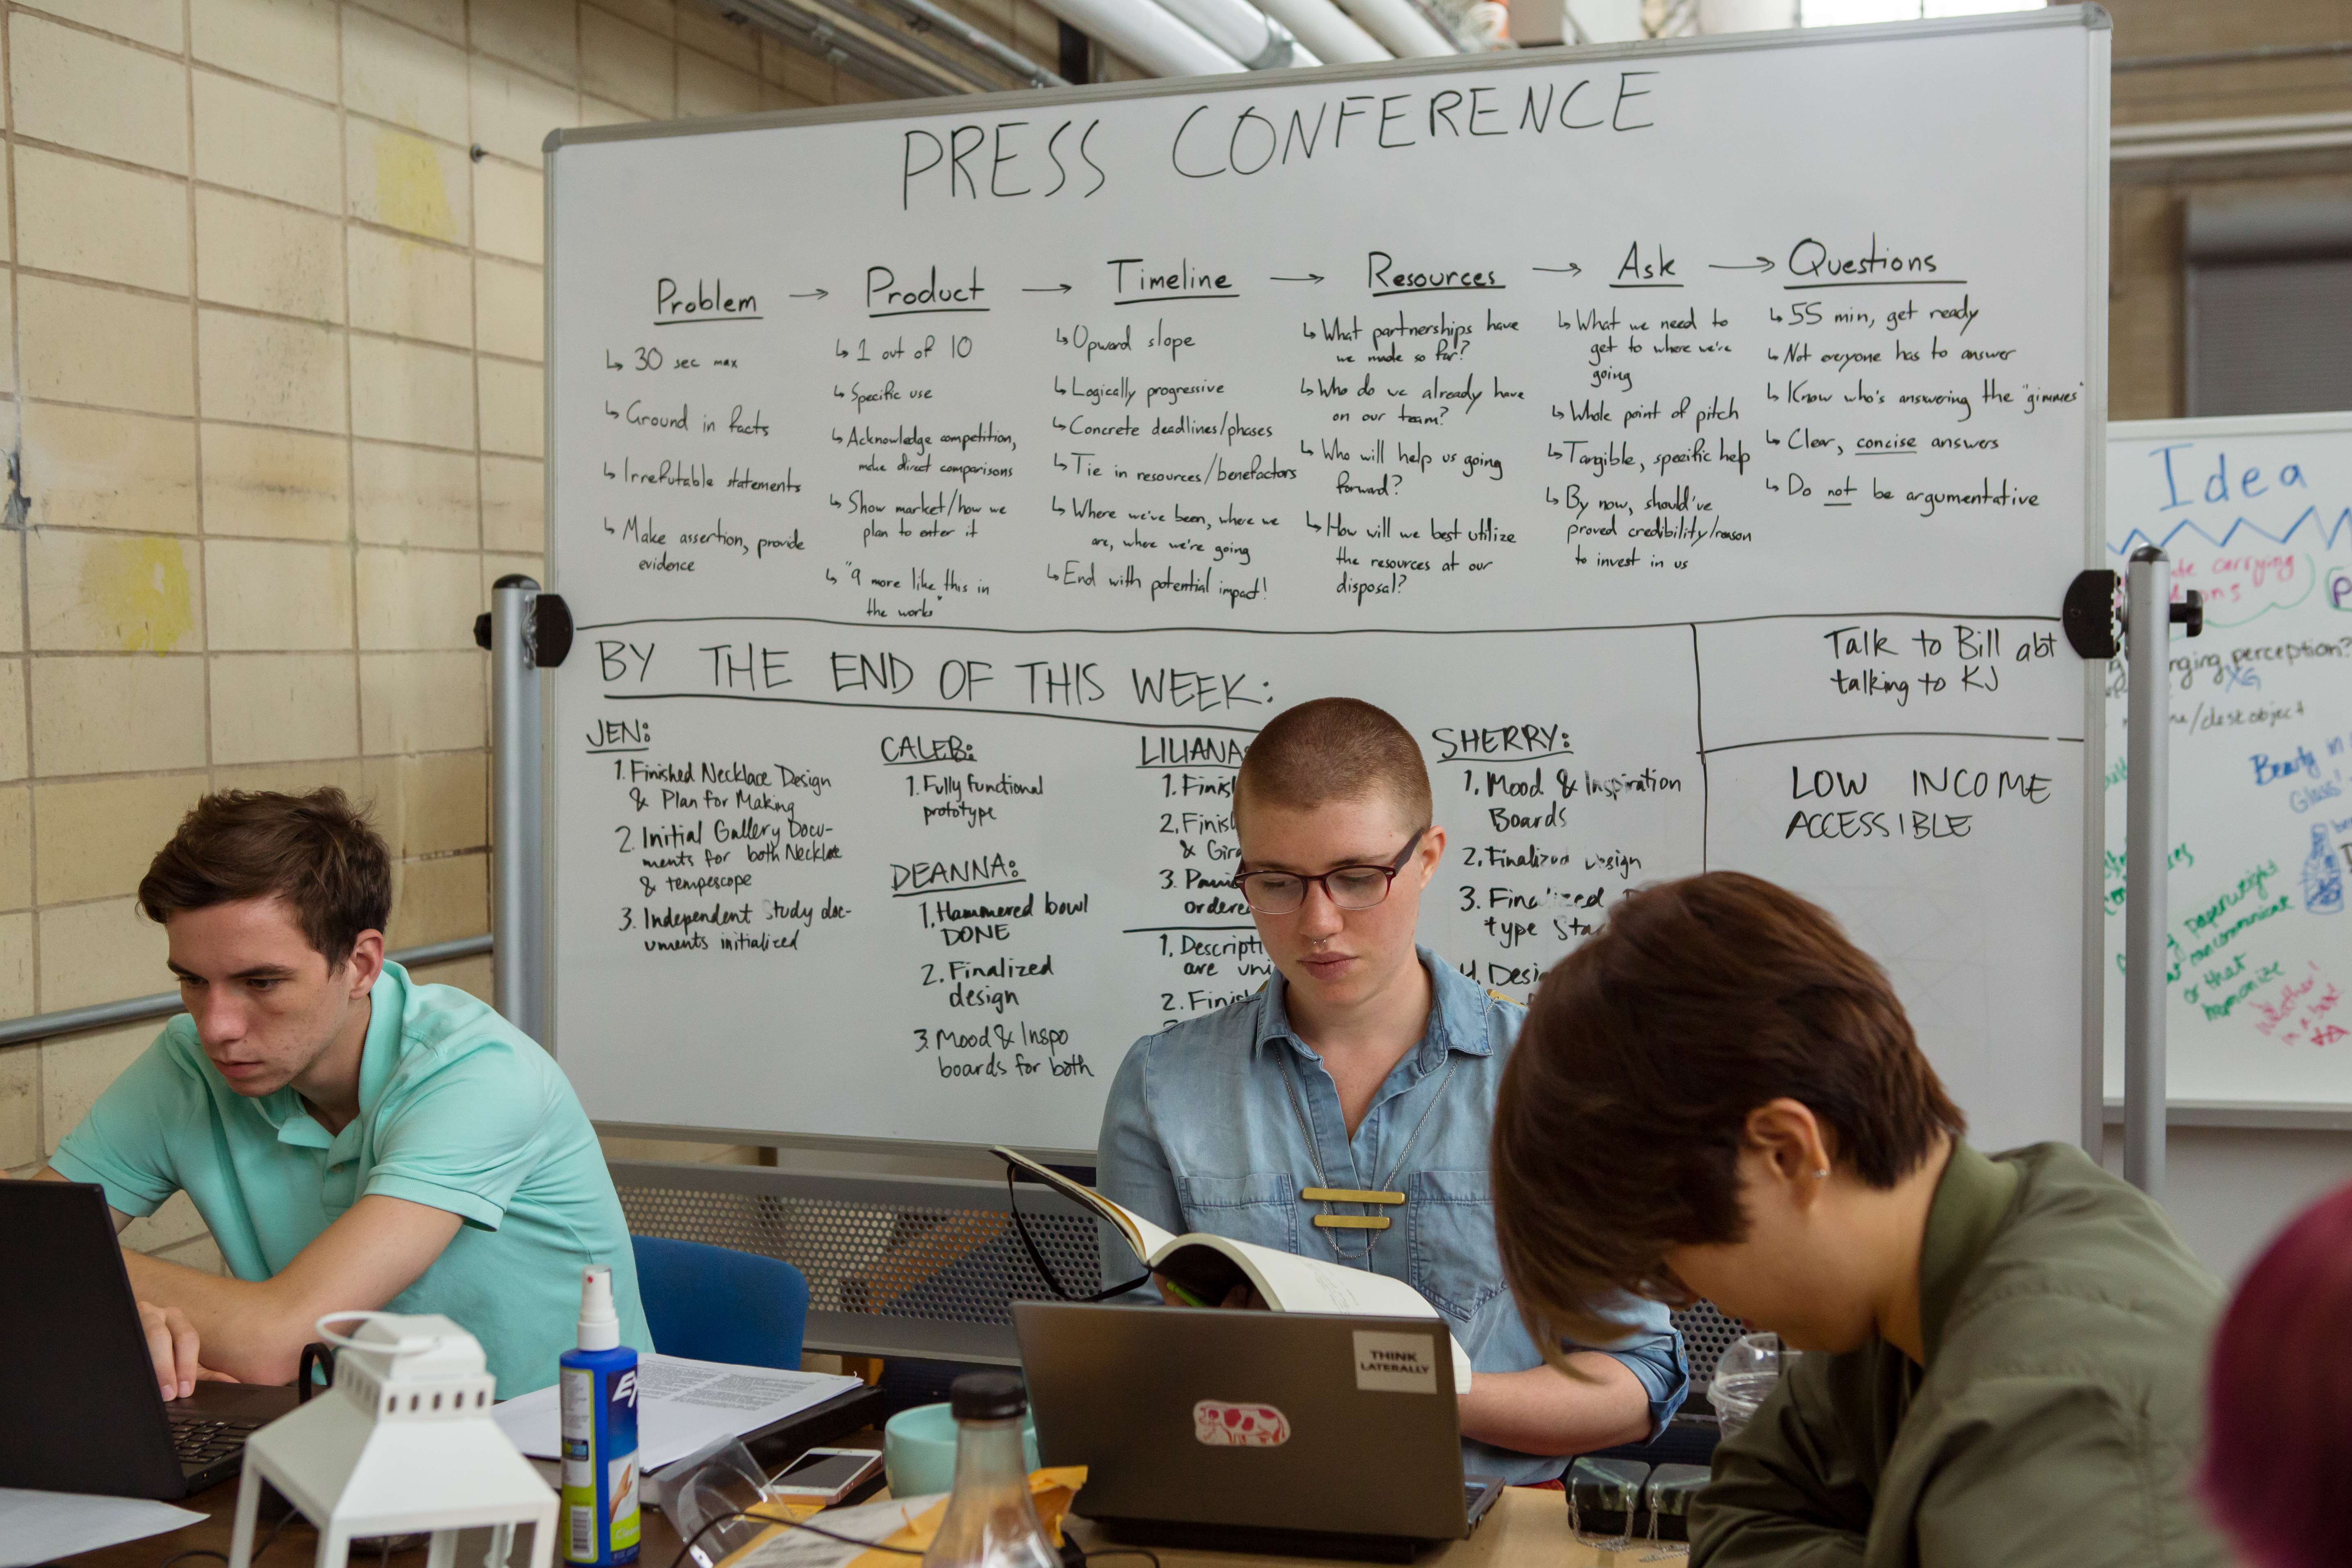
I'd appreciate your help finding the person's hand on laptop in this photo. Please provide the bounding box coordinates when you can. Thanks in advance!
[140,1298,236,1401]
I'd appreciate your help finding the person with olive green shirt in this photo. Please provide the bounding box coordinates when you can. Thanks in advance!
[1688,1139,2224,1567]
[1489,872,2228,1568]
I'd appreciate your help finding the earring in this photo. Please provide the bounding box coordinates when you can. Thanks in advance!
[1813,1169,1829,1179]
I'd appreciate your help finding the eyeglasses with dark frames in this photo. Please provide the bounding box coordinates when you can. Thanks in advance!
[1229,828,1428,916]
[1005,1164,1151,1303]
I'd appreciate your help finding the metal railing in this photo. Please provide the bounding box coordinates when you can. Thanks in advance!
[0,933,494,1050]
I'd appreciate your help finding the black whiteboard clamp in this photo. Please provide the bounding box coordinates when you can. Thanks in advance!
[474,588,572,668]
[2169,588,2204,639]
[534,594,574,668]
[2062,569,2119,659]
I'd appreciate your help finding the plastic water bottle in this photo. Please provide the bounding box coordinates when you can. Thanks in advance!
[561,1265,641,1565]
[920,1373,1058,1568]
[1709,1331,1796,1441]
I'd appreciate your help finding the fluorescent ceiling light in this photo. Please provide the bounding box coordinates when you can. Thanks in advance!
[1803,0,2040,24]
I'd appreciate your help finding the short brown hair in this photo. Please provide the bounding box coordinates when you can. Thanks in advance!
[138,788,392,967]
[1235,697,1431,832]
[1492,871,1964,1346]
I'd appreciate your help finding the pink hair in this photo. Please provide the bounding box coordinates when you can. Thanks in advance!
[2202,1179,2352,1568]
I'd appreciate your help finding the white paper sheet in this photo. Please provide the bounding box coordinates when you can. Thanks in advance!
[493,1354,863,1472]
[0,1488,207,1567]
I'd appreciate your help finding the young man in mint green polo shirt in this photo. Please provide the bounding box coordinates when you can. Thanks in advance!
[37,788,650,1398]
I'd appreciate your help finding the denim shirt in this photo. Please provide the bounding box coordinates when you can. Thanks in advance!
[1096,948,1687,1484]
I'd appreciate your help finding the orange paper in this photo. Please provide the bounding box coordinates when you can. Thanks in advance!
[725,1467,1088,1568]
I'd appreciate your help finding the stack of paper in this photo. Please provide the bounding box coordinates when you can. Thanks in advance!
[492,1354,864,1472]
[0,1488,206,1568]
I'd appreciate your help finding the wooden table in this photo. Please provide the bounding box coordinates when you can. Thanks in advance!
[60,1481,1650,1568]
[1070,1489,1668,1568]
[55,1386,887,1568]
[53,1475,750,1568]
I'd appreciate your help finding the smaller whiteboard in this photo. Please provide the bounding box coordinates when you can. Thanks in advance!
[2106,414,2352,1107]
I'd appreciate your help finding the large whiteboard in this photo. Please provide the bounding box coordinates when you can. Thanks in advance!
[2105,414,2352,1107]
[544,11,2109,1154]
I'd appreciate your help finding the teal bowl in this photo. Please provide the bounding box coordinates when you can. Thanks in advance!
[882,1403,1040,1498]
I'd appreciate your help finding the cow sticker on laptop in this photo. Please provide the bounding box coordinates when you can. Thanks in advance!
[1193,1400,1291,1446]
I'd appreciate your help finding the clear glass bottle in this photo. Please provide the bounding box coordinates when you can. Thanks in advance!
[921,1373,1059,1568]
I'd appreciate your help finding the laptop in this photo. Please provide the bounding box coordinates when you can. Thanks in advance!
[0,1180,300,1499]
[1015,1303,1503,1562]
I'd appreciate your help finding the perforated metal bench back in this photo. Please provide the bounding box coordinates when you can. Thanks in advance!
[613,1161,1095,1363]
[1672,1299,1743,1389]
[613,1160,1745,1382]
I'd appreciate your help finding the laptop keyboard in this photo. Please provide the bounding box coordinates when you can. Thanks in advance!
[169,1413,265,1469]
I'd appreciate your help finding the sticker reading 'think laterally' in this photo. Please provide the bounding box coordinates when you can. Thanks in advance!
[1353,1330,1439,1393]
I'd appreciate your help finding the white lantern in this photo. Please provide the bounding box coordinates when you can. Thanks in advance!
[227,1312,557,1568]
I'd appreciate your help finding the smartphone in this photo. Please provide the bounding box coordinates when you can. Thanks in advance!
[768,1447,885,1506]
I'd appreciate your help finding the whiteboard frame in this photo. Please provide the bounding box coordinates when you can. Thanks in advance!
[2103,409,2352,1128]
[2100,1101,2352,1131]
[541,6,2115,1162]
[2078,16,2110,1153]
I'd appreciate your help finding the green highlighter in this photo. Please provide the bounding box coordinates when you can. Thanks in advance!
[1158,1275,1213,1308]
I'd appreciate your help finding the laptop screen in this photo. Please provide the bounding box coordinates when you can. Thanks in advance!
[0,1180,192,1498]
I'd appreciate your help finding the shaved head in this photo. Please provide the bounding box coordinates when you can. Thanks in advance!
[1235,698,1431,833]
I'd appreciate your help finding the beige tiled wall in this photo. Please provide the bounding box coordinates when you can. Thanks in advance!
[0,0,1071,1272]
[2105,0,2352,420]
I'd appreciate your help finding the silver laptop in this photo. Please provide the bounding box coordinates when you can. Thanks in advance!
[1015,1303,1503,1561]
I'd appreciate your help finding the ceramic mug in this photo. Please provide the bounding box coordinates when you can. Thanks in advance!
[881,1402,1040,1498]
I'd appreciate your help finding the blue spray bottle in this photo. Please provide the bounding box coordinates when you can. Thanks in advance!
[561,1264,641,1565]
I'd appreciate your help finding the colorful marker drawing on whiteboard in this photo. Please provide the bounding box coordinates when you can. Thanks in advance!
[2254,964,2346,1049]
[2111,443,2349,553]
[2105,423,2352,1102]
[2303,824,2345,915]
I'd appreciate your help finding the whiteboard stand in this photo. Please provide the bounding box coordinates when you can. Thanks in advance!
[482,575,572,1046]
[2120,546,2203,1198]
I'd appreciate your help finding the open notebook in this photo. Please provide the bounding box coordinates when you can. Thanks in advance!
[993,1146,1472,1390]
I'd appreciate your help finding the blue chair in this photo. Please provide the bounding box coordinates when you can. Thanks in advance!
[630,1235,812,1370]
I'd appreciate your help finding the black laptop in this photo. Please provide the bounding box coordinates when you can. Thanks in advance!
[1016,1303,1503,1562]
[0,1180,300,1499]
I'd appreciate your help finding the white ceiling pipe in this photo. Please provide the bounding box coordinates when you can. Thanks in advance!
[1033,0,1247,75]
[1332,0,1454,55]
[1695,0,1792,30]
[1253,0,1390,63]
[1156,0,1319,65]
